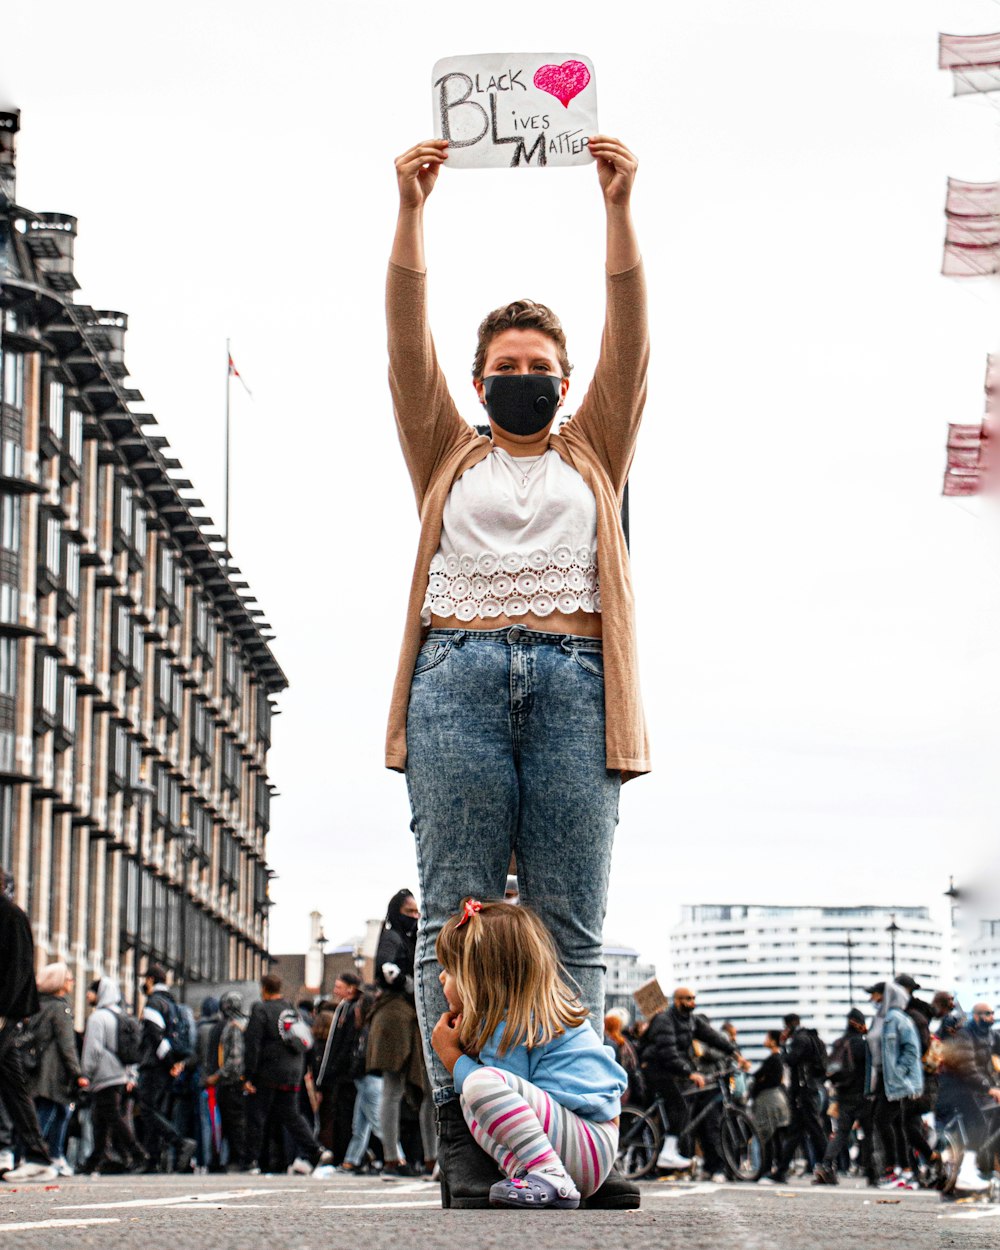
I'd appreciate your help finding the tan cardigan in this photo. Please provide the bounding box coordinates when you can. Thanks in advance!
[385,259,651,781]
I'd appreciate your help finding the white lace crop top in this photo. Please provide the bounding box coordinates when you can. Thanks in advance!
[421,447,600,625]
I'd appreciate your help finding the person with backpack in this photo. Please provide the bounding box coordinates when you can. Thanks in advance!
[80,976,147,1174]
[772,1013,829,1182]
[136,965,196,1173]
[0,870,56,1183]
[203,992,249,1171]
[243,973,331,1175]
[26,962,88,1175]
[813,1008,869,1185]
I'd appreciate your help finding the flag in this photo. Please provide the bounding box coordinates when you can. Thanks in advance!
[939,32,1000,95]
[228,352,252,397]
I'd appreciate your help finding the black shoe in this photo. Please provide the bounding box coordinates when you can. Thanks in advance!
[174,1139,197,1174]
[435,1099,502,1210]
[812,1166,838,1186]
[583,1162,641,1210]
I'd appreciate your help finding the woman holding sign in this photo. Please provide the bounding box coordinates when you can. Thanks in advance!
[386,134,648,1208]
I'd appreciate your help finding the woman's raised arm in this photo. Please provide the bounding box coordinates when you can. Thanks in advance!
[589,135,640,275]
[387,139,470,505]
[391,139,448,272]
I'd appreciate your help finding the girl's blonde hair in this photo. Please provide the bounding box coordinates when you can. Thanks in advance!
[435,899,588,1057]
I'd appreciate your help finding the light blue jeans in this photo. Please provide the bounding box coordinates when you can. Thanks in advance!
[344,1074,403,1167]
[405,627,621,1104]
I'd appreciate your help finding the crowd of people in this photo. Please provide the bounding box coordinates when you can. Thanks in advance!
[605,977,1000,1195]
[4,857,999,1201]
[0,878,442,1183]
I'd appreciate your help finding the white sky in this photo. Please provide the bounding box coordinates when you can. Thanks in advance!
[6,0,1000,982]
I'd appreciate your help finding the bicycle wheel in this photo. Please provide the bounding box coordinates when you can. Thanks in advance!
[720,1107,763,1182]
[938,1127,963,1195]
[616,1107,660,1180]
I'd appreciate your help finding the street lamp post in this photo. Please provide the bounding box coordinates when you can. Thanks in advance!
[887,914,900,980]
[845,931,856,1005]
[316,928,328,1001]
[176,824,200,1003]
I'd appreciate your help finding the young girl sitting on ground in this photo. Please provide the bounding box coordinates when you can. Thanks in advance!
[430,898,627,1210]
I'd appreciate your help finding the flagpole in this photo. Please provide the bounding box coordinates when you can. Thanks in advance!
[224,337,231,565]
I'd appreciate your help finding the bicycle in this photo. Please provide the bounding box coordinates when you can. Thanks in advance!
[617,1066,763,1182]
[933,1099,1000,1198]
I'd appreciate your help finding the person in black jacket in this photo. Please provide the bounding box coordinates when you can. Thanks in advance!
[773,1014,829,1182]
[136,966,196,1172]
[243,973,330,1174]
[638,987,743,1167]
[0,873,56,1182]
[315,973,362,1164]
[814,1009,869,1185]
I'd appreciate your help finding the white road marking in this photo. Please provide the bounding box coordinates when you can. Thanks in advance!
[327,1185,431,1196]
[642,1183,722,1198]
[58,1187,296,1210]
[320,1200,442,1210]
[940,1204,1000,1221]
[0,1218,121,1232]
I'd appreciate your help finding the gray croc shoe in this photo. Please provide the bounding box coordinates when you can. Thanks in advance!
[489,1167,581,1210]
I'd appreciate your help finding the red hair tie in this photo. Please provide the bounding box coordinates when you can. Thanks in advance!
[457,898,483,927]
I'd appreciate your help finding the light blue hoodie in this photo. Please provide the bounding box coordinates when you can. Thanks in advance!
[453,1021,627,1123]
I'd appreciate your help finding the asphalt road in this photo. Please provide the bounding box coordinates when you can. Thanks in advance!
[0,1172,996,1250]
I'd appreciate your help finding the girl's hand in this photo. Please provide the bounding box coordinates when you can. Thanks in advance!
[431,1010,465,1073]
[395,140,449,211]
[589,136,638,207]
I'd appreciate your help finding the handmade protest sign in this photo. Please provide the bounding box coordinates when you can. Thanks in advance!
[431,53,598,169]
[633,977,669,1020]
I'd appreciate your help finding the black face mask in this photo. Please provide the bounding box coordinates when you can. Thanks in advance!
[483,374,562,436]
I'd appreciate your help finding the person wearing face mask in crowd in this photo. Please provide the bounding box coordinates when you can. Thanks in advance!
[365,890,434,1181]
[386,134,649,1211]
[637,988,747,1173]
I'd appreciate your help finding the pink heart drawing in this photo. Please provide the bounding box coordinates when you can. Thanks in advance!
[533,60,591,109]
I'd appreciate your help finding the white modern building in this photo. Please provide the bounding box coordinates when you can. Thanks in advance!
[603,941,657,1022]
[671,904,944,1060]
[964,919,1000,1007]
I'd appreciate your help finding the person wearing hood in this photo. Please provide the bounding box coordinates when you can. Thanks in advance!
[80,977,147,1175]
[195,997,221,1172]
[204,992,249,1171]
[26,962,87,1175]
[366,889,435,1180]
[865,980,923,1183]
[893,974,935,1179]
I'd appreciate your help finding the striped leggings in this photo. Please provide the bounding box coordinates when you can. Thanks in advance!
[459,1065,619,1198]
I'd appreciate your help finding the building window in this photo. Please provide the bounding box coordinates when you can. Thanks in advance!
[39,653,58,721]
[0,784,13,869]
[44,378,64,443]
[63,538,80,603]
[1,348,24,410]
[60,674,77,736]
[67,407,84,466]
[0,636,16,697]
[1,432,21,480]
[45,514,61,578]
[0,493,18,551]
[0,583,16,625]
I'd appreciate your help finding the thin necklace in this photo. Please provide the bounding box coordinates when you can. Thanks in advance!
[496,447,547,488]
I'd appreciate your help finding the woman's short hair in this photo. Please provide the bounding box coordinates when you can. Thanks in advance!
[472,300,573,380]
